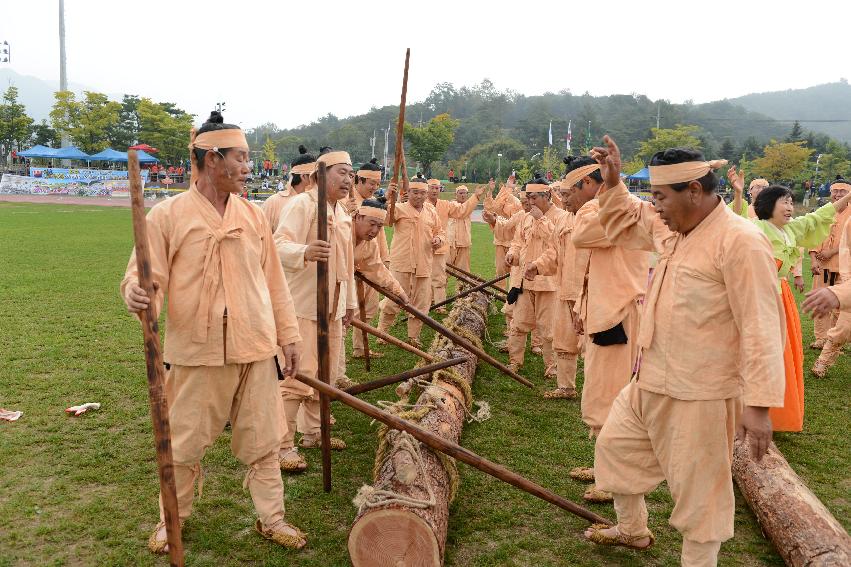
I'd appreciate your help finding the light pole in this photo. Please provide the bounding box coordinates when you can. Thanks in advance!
[813,153,823,196]
[497,153,502,180]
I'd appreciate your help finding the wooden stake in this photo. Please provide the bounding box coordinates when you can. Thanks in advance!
[355,280,370,372]
[293,372,613,526]
[128,150,184,567]
[444,265,505,301]
[316,162,333,492]
[344,356,466,396]
[431,273,509,310]
[386,48,410,225]
[350,319,435,362]
[356,272,533,388]
[447,263,508,297]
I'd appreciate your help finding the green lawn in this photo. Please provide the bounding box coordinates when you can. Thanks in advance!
[0,200,847,566]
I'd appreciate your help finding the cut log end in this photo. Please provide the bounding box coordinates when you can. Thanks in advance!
[349,508,441,567]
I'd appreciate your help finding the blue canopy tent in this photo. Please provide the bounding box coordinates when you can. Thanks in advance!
[87,148,126,162]
[17,145,59,159]
[134,150,160,164]
[53,146,91,160]
[626,167,650,181]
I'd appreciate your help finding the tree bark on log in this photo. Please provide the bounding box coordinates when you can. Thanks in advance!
[349,292,489,567]
[732,440,851,567]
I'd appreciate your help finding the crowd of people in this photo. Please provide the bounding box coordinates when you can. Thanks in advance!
[119,112,850,566]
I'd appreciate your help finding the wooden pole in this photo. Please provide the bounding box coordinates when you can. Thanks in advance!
[350,319,435,362]
[344,356,466,396]
[356,272,533,388]
[431,272,509,310]
[128,150,185,567]
[386,48,410,225]
[293,372,613,526]
[445,265,505,301]
[448,263,508,297]
[316,162,333,492]
[355,280,371,371]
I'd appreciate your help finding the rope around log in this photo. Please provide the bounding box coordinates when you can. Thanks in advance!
[354,431,438,512]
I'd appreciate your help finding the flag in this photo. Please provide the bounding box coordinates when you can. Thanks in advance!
[566,120,572,152]
[548,121,553,146]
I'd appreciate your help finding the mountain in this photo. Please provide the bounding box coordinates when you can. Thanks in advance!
[727,80,851,142]
[0,68,120,122]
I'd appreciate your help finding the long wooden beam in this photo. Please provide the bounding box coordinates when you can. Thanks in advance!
[356,272,532,388]
[447,263,508,298]
[293,372,614,526]
[431,273,509,310]
[344,357,466,396]
[350,319,435,362]
[316,162,333,492]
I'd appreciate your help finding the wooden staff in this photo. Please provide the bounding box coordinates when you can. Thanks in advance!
[386,48,410,225]
[350,319,435,362]
[344,356,466,396]
[128,150,184,567]
[356,272,533,389]
[445,265,505,301]
[356,280,371,371]
[431,273,509,310]
[293,372,613,526]
[316,162,333,492]
[448,263,508,297]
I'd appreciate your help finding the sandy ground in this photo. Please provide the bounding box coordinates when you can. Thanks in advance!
[0,193,488,221]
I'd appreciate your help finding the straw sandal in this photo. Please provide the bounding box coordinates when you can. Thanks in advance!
[407,337,422,349]
[584,523,654,550]
[543,387,578,400]
[279,449,308,473]
[493,340,509,353]
[335,376,355,390]
[569,467,595,482]
[809,339,825,349]
[583,485,614,503]
[352,350,384,359]
[531,345,543,356]
[254,519,307,550]
[300,435,347,450]
[147,520,184,555]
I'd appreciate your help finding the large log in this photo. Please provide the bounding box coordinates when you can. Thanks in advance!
[732,440,851,567]
[348,292,490,566]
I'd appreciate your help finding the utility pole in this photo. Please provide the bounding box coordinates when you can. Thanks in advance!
[370,129,376,159]
[656,102,661,129]
[58,0,69,148]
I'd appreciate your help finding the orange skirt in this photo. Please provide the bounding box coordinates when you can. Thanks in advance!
[769,279,804,432]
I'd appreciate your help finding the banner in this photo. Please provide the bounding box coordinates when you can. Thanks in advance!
[0,174,140,197]
[28,167,149,183]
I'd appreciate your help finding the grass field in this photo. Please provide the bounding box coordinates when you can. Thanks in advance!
[0,200,848,567]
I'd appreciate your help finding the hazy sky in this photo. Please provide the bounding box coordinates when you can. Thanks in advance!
[3,0,849,130]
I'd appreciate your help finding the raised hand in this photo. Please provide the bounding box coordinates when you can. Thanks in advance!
[590,135,622,190]
[727,165,745,195]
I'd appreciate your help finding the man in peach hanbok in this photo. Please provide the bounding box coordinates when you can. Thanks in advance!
[582,137,785,567]
[569,155,652,503]
[274,148,358,471]
[447,184,481,273]
[121,113,307,552]
[261,145,315,231]
[377,179,445,348]
[807,180,851,376]
[505,178,566,376]
[426,178,485,312]
[808,181,851,349]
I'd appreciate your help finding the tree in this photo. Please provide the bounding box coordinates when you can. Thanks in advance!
[751,140,814,183]
[49,90,121,153]
[30,120,60,147]
[636,125,702,162]
[262,137,277,162]
[136,98,193,165]
[107,95,141,149]
[786,120,804,142]
[718,139,737,163]
[404,113,460,176]
[739,137,762,161]
[817,153,850,183]
[0,86,34,165]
